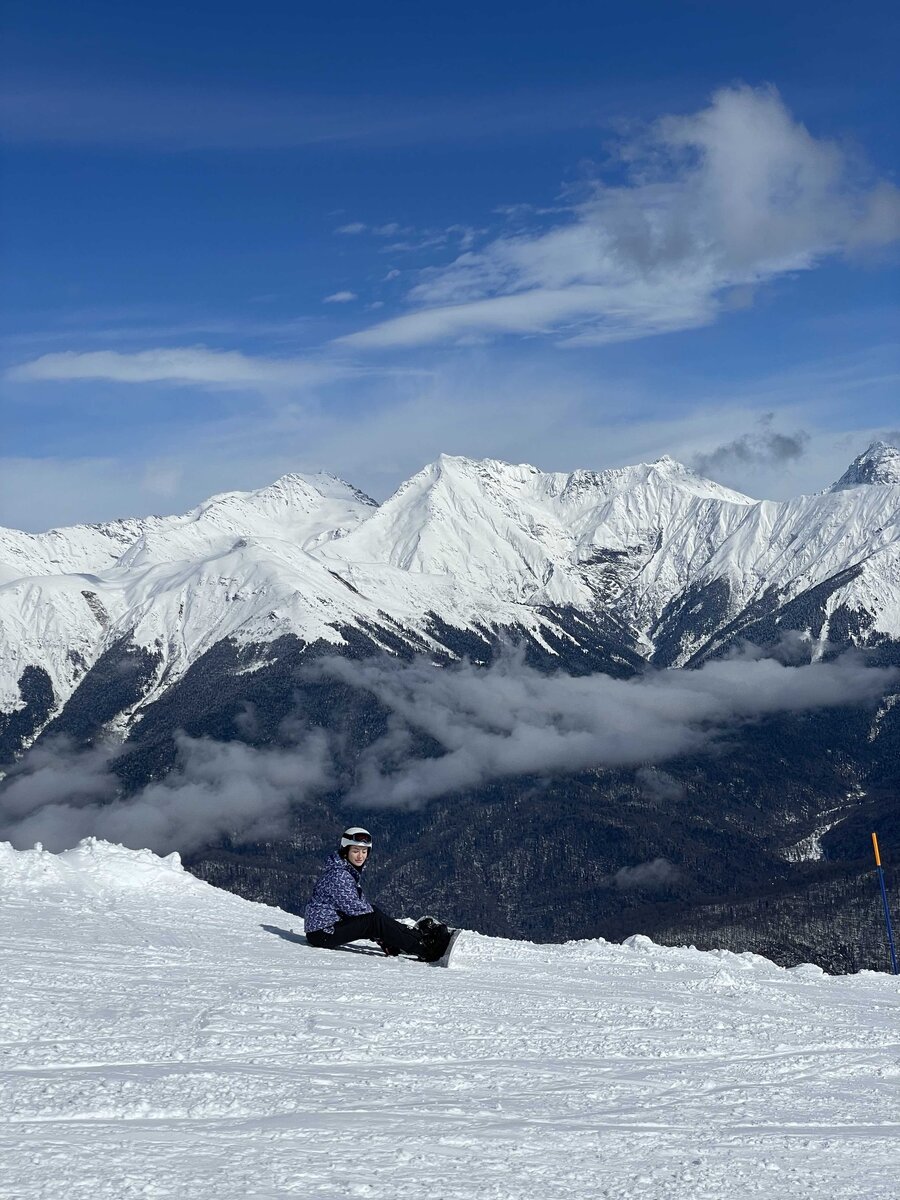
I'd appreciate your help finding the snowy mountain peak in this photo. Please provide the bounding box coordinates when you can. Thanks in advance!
[317,452,760,615]
[431,453,547,488]
[647,455,692,479]
[275,470,378,508]
[830,441,900,490]
[193,470,376,523]
[4,444,900,733]
[565,454,752,506]
[414,452,751,506]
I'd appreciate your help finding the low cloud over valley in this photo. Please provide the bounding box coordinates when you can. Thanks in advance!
[2,647,895,852]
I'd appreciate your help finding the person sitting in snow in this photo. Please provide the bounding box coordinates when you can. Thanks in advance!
[304,827,451,962]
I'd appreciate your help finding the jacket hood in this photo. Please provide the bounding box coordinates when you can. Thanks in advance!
[329,849,368,874]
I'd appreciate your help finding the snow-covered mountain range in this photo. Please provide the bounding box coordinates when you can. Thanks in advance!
[2,442,899,754]
[3,445,899,975]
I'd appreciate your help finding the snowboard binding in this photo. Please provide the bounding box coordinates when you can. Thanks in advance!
[414,915,456,964]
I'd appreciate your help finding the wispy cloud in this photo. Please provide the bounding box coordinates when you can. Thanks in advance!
[635,767,684,802]
[6,347,350,390]
[0,316,316,353]
[340,85,900,350]
[0,731,332,854]
[3,649,895,850]
[4,341,896,530]
[0,84,414,151]
[692,414,810,479]
[614,858,680,890]
[333,220,478,256]
[323,291,358,304]
[0,79,610,151]
[318,647,897,808]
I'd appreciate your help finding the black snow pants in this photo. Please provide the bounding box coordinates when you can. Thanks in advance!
[305,906,424,956]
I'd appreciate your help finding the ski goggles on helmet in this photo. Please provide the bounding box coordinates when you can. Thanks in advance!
[340,827,372,849]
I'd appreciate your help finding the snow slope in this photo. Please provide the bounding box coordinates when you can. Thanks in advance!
[2,840,898,1200]
[0,472,381,713]
[320,453,754,610]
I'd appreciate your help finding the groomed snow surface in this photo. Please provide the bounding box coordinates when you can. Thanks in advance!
[2,841,898,1199]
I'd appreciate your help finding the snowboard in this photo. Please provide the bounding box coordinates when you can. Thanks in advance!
[432,927,462,968]
[413,916,462,967]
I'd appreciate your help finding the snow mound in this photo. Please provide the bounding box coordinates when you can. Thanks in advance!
[0,837,197,894]
[2,839,899,1199]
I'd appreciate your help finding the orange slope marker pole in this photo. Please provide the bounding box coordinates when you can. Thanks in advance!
[872,833,898,975]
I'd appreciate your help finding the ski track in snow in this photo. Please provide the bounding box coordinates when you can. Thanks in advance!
[1,841,898,1199]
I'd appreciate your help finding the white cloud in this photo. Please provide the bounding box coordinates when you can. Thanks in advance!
[339,85,900,350]
[335,222,367,234]
[614,858,680,890]
[635,768,684,802]
[317,648,898,808]
[0,731,333,854]
[4,650,896,849]
[0,79,640,151]
[323,291,358,304]
[692,414,810,479]
[6,347,349,390]
[4,342,895,530]
[342,284,713,348]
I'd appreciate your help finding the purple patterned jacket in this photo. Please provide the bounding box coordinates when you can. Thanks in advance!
[304,851,374,935]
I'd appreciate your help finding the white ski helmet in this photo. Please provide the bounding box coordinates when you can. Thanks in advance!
[340,826,372,850]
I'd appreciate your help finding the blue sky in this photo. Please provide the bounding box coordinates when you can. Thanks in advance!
[2,0,898,530]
